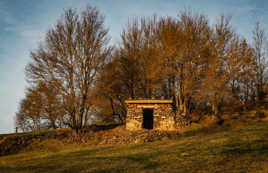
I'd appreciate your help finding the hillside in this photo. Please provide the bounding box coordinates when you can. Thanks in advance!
[1,110,268,173]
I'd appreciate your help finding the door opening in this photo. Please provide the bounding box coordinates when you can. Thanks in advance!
[142,109,154,129]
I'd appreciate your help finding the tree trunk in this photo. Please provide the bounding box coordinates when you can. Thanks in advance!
[110,97,115,114]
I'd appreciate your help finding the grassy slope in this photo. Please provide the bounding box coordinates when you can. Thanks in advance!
[1,119,268,173]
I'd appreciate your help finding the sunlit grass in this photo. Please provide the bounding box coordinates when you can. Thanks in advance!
[1,119,268,173]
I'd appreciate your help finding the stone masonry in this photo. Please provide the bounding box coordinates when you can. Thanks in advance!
[125,100,176,131]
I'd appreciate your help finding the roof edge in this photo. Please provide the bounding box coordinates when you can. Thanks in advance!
[125,99,173,104]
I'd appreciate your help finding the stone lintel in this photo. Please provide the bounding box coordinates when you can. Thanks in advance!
[125,99,173,104]
[137,105,159,108]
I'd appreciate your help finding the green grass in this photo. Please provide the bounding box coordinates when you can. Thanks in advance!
[1,120,268,173]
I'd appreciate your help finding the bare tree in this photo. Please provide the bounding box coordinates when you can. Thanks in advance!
[26,6,111,132]
[37,81,65,129]
[18,7,268,131]
[252,22,267,101]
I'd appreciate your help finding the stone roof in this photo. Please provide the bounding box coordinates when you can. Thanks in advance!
[125,99,173,104]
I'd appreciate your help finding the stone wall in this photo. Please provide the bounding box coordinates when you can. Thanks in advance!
[126,103,176,131]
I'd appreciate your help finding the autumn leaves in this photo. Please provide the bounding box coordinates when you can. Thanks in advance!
[15,6,267,132]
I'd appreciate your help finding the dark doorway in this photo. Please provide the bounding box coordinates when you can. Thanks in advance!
[142,109,154,129]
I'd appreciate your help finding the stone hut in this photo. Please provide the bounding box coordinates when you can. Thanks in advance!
[125,99,176,131]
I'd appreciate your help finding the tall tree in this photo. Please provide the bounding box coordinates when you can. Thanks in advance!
[252,22,267,101]
[26,6,111,131]
[201,15,234,117]
[157,11,212,115]
[119,16,163,99]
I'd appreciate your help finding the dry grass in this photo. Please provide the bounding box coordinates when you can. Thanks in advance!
[1,118,268,173]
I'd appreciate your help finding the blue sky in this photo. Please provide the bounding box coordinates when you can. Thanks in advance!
[0,0,267,133]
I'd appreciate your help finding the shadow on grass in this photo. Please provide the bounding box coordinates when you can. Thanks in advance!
[124,154,160,169]
[222,139,268,155]
[93,154,161,170]
[0,147,162,173]
[93,168,126,173]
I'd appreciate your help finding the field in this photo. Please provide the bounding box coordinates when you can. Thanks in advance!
[1,116,268,173]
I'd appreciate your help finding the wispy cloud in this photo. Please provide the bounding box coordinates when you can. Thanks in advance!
[5,24,45,44]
